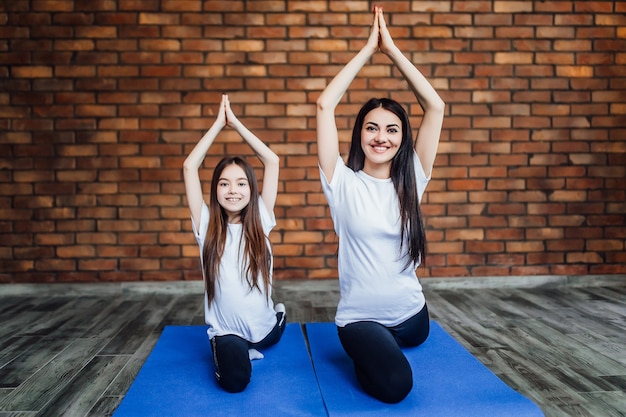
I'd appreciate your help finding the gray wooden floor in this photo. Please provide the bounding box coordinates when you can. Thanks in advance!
[0,279,625,417]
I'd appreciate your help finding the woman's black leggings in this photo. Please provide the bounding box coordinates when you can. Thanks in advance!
[210,312,286,393]
[337,304,430,403]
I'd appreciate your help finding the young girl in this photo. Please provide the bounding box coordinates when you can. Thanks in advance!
[183,94,286,393]
[316,7,445,403]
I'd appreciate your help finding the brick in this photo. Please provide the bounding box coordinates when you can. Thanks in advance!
[35,259,75,271]
[427,242,464,254]
[526,203,566,216]
[494,1,532,13]
[527,253,564,265]
[494,52,533,64]
[556,65,594,77]
[506,241,545,253]
[566,252,604,264]
[517,14,555,26]
[536,52,575,65]
[495,27,533,38]
[11,66,53,78]
[138,12,179,25]
[509,191,548,203]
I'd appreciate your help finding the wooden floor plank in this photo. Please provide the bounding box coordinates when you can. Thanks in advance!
[0,306,46,342]
[102,331,161,398]
[85,396,120,417]
[34,355,129,417]
[0,338,106,412]
[99,295,174,355]
[0,336,71,389]
[84,299,152,340]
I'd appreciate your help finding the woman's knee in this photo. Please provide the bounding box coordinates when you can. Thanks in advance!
[378,364,413,403]
[339,322,414,403]
[363,355,413,403]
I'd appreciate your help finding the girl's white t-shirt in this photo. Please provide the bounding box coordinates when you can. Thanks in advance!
[192,197,277,343]
[320,152,430,327]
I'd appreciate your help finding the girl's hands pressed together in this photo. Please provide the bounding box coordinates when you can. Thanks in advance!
[215,94,227,130]
[223,94,238,129]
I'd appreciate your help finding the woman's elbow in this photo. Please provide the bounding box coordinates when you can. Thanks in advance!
[182,157,197,172]
[316,95,333,113]
[431,96,446,114]
[267,152,280,167]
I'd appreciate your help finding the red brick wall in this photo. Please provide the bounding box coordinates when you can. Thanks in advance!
[1,0,625,283]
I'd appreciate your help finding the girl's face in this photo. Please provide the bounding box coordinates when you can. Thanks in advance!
[360,107,403,177]
[216,163,251,223]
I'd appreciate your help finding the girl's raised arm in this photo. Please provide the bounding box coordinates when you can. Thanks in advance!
[224,96,280,214]
[378,9,445,178]
[316,7,381,183]
[183,95,227,227]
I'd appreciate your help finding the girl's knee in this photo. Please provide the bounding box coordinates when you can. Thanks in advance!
[212,335,251,392]
[218,375,250,393]
[216,364,251,393]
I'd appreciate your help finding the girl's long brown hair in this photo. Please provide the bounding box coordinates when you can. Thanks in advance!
[203,157,272,305]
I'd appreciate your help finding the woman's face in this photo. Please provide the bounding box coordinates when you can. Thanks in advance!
[360,106,403,176]
[216,163,251,223]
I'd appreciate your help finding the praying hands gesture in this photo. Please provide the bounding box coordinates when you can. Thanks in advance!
[184,94,279,226]
[316,6,444,182]
[364,5,396,56]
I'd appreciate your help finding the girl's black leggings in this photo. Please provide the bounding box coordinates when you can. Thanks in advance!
[337,304,430,403]
[210,312,286,393]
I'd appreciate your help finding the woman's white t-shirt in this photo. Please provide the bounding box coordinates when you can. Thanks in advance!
[320,152,430,327]
[192,197,277,343]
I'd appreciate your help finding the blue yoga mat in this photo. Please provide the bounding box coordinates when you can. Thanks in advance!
[113,323,327,417]
[305,321,544,417]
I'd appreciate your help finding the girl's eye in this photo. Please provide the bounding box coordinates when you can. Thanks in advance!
[388,128,398,134]
[238,182,248,187]
[366,126,376,132]
[219,182,228,187]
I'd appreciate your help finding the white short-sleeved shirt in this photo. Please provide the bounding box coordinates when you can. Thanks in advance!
[192,197,277,343]
[320,152,430,327]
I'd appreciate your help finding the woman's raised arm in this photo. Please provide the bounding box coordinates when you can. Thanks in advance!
[378,8,445,177]
[316,7,382,182]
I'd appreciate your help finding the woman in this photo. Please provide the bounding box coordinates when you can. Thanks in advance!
[316,7,445,403]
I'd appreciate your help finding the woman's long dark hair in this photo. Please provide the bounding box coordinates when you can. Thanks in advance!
[347,97,426,268]
[203,156,271,305]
